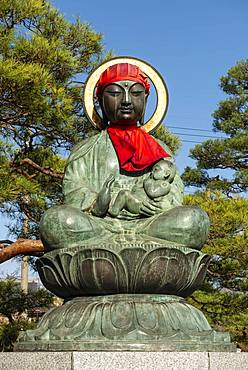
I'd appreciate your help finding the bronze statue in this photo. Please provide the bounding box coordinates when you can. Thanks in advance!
[40,61,209,251]
[16,57,235,352]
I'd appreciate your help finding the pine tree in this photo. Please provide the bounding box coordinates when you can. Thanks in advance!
[182,60,248,349]
[153,124,181,154]
[185,192,248,348]
[182,60,248,196]
[0,0,108,242]
[0,1,180,260]
[0,278,54,351]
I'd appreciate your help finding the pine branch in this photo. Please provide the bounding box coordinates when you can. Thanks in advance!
[207,269,222,277]
[20,158,64,179]
[11,164,37,180]
[0,239,45,263]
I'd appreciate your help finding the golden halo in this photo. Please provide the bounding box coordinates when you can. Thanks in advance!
[83,56,169,133]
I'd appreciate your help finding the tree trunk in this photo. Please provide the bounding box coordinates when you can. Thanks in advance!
[21,255,29,294]
[20,215,29,293]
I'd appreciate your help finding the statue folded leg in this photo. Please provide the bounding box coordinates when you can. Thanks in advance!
[142,205,210,250]
[40,204,209,252]
[40,205,106,251]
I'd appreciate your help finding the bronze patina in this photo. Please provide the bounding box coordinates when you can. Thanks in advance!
[16,57,235,352]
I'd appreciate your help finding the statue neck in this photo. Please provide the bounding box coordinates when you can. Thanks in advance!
[109,120,138,129]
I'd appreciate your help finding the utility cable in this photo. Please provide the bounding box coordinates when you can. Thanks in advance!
[173,132,225,139]
[167,125,215,133]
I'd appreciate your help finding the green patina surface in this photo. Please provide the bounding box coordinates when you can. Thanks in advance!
[16,74,234,352]
[16,294,236,352]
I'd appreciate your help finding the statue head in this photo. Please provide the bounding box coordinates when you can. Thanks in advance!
[83,57,168,132]
[96,63,150,125]
[151,160,176,182]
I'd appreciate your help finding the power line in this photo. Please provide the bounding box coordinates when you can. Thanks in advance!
[162,123,227,144]
[182,140,202,144]
[173,132,225,139]
[167,125,215,133]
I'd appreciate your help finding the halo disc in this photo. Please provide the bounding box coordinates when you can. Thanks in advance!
[83,56,169,133]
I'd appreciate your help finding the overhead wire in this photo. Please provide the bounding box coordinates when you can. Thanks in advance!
[165,124,226,144]
[181,140,203,144]
[173,132,225,139]
[167,125,215,133]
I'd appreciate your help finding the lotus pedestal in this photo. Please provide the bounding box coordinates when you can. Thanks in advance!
[15,242,236,352]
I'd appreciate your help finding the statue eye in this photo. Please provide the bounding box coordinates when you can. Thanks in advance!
[131,90,143,96]
[106,91,121,96]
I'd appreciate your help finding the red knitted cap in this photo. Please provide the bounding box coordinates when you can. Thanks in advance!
[96,63,150,96]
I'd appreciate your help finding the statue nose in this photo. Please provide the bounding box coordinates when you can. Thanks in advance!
[122,90,131,105]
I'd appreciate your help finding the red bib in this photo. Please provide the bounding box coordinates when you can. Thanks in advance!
[107,121,170,172]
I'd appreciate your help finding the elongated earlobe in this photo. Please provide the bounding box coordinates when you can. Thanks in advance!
[139,94,148,125]
[98,98,109,128]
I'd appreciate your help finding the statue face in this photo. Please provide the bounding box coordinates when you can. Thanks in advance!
[100,80,147,122]
[152,162,171,180]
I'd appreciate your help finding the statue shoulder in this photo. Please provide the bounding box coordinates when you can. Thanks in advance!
[155,138,174,160]
[67,131,105,163]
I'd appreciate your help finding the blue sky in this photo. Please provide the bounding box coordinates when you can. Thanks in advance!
[53,0,247,169]
[0,0,247,275]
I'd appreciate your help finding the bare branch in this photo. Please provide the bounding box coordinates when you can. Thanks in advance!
[0,240,13,249]
[0,239,45,263]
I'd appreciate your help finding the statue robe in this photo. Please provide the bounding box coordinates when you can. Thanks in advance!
[63,130,184,218]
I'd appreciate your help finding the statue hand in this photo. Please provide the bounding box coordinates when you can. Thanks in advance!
[102,174,115,190]
[92,174,115,217]
[140,199,163,217]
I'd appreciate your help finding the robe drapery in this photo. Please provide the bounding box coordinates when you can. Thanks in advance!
[63,130,183,218]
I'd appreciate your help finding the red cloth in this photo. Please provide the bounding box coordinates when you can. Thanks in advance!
[107,121,170,172]
[96,63,150,96]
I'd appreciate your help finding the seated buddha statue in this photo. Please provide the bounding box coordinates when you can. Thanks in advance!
[40,60,210,252]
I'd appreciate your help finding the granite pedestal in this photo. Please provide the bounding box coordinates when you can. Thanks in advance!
[0,351,247,370]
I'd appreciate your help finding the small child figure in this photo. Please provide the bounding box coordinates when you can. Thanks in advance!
[108,159,176,217]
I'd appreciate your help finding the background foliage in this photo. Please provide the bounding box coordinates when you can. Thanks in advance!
[183,60,248,349]
[0,278,53,351]
[185,192,248,345]
[182,60,247,196]
[0,0,179,241]
[0,0,107,239]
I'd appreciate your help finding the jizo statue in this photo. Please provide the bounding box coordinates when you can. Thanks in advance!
[16,57,235,352]
[39,61,210,251]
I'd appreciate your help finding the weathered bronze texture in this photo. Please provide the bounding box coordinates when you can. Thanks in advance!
[100,80,147,123]
[17,294,236,352]
[39,128,209,251]
[16,58,235,352]
[36,243,211,298]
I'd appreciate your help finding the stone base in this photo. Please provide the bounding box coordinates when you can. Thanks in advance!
[1,352,247,370]
[15,294,235,352]
[15,340,236,352]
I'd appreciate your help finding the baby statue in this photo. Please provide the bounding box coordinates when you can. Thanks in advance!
[92,159,176,218]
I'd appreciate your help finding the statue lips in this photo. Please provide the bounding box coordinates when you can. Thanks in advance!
[119,109,134,119]
[119,107,134,114]
[120,109,133,113]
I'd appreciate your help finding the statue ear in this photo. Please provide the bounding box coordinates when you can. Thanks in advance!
[98,97,109,128]
[166,165,176,183]
[139,94,148,126]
